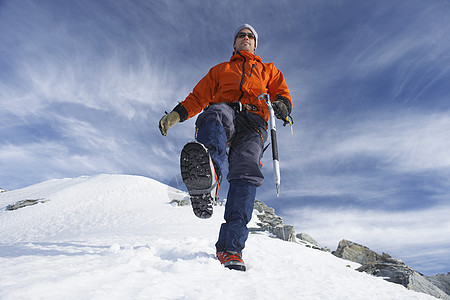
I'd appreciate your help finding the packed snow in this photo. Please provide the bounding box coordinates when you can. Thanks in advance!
[0,174,436,299]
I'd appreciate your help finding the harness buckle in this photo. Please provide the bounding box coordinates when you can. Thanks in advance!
[227,102,259,113]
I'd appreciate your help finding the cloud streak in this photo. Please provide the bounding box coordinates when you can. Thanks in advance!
[283,204,450,275]
[278,110,450,201]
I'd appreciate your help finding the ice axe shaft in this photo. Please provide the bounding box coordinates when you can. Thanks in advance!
[258,93,280,197]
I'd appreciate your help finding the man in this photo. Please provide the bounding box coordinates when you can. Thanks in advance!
[159,24,292,271]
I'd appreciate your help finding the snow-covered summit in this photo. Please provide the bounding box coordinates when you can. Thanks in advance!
[0,174,435,299]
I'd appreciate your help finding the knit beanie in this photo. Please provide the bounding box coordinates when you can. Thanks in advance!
[234,23,258,50]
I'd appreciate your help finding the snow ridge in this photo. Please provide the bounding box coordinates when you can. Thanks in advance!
[0,174,435,299]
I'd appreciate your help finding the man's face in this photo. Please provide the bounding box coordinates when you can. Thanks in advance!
[234,28,256,54]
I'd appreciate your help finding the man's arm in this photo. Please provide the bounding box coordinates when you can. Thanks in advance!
[178,67,218,121]
[267,65,293,122]
[158,66,218,136]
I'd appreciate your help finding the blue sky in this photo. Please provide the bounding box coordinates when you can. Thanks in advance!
[1,0,449,275]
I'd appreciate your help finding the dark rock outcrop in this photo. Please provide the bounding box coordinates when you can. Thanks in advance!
[296,232,318,247]
[251,199,296,242]
[428,273,450,296]
[250,200,329,251]
[6,198,49,211]
[333,239,450,299]
[332,239,382,265]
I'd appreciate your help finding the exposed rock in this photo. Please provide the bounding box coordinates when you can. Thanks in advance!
[249,200,331,253]
[169,195,224,207]
[170,199,189,207]
[0,188,7,193]
[270,224,296,242]
[408,273,450,299]
[358,262,449,299]
[333,239,450,299]
[168,188,190,207]
[296,232,318,247]
[332,239,382,265]
[169,196,326,252]
[428,273,450,296]
[251,199,296,242]
[6,199,49,211]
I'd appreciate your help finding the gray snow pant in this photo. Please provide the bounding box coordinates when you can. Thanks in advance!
[195,103,268,186]
[195,103,268,253]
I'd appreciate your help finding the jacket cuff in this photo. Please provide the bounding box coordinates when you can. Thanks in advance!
[172,103,188,122]
[275,95,292,114]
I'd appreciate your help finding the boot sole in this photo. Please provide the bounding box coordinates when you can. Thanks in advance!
[180,142,215,219]
[224,263,246,271]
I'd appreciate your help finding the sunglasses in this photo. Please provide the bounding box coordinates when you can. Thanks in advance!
[236,32,255,39]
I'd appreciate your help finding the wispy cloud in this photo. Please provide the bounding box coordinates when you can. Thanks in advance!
[329,112,450,173]
[276,109,450,212]
[284,204,450,275]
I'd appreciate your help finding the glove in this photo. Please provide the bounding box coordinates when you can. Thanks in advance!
[159,111,180,136]
[272,100,289,121]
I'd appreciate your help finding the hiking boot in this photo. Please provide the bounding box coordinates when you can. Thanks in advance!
[217,251,246,271]
[180,141,219,219]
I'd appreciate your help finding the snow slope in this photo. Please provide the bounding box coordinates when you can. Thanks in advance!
[0,174,435,299]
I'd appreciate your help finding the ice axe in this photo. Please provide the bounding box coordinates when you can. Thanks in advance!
[258,93,280,197]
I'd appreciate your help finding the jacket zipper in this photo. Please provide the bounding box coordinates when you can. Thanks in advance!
[249,64,255,77]
[237,51,246,102]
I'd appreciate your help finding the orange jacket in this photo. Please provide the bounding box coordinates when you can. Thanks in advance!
[178,51,292,123]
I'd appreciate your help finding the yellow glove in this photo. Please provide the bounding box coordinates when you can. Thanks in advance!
[159,111,180,136]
